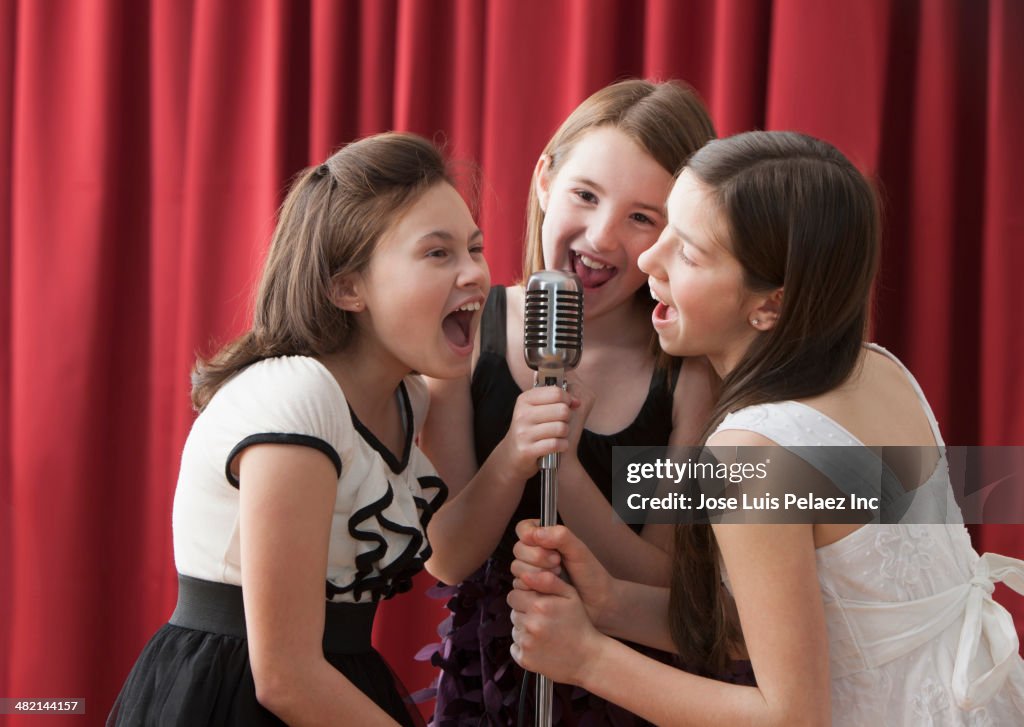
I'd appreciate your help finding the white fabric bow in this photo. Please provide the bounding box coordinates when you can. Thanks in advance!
[825,550,1024,711]
[952,552,1024,709]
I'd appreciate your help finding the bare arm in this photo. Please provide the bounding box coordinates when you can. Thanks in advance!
[511,523,830,726]
[238,444,399,726]
[511,520,676,651]
[422,374,575,585]
[555,457,673,585]
[556,356,717,585]
[419,374,479,494]
[510,430,832,726]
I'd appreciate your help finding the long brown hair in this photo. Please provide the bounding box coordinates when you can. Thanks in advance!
[191,132,453,411]
[668,131,881,671]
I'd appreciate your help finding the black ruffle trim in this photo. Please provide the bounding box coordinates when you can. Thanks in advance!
[325,474,448,603]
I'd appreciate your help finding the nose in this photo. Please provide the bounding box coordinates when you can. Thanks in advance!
[638,230,667,277]
[586,210,618,253]
[458,250,490,291]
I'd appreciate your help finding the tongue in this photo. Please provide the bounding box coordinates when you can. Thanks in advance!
[442,311,470,348]
[573,255,616,288]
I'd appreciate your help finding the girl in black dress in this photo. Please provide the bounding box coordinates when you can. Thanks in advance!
[420,80,751,726]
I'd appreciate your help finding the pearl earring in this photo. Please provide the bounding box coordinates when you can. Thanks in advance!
[751,318,760,327]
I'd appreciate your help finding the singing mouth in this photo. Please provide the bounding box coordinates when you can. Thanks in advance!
[649,285,676,324]
[442,299,483,350]
[570,250,616,288]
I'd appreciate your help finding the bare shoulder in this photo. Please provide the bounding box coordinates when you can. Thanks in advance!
[861,346,917,390]
[505,283,525,312]
[706,427,777,447]
[504,284,525,350]
[802,346,935,446]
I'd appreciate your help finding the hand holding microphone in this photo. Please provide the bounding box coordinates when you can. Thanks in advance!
[494,272,584,484]
[523,270,584,477]
[500,386,578,482]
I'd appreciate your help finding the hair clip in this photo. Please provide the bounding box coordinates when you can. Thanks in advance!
[316,164,330,177]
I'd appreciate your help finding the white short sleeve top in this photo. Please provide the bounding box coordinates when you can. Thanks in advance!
[171,356,446,603]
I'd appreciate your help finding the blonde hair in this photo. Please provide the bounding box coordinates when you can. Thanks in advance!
[523,79,716,278]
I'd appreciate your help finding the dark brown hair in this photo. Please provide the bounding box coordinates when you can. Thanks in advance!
[668,131,881,671]
[191,132,453,411]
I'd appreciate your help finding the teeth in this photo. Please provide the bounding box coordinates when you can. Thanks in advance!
[456,301,481,312]
[650,288,666,305]
[578,253,610,270]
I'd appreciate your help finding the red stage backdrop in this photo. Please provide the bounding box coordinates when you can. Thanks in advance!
[2,1,1022,724]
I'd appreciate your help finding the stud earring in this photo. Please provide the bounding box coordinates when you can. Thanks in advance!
[751,318,760,327]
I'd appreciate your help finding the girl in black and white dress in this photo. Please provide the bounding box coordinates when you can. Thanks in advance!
[109,132,490,726]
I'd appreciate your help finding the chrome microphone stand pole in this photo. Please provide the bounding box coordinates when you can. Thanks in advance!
[523,271,583,727]
[534,372,562,727]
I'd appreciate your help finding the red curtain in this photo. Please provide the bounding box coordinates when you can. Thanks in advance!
[2,1,1022,723]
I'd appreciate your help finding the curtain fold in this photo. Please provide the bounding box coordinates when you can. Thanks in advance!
[2,0,1021,720]
[977,0,1024,638]
[1,0,16,704]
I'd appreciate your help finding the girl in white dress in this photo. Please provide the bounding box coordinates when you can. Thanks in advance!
[507,130,1024,725]
[109,132,490,726]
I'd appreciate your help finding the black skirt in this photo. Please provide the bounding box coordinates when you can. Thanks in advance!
[108,575,424,726]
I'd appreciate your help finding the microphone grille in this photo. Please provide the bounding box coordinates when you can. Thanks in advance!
[523,271,583,372]
[523,288,550,349]
[554,289,583,349]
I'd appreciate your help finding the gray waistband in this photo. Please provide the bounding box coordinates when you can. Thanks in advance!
[169,574,377,654]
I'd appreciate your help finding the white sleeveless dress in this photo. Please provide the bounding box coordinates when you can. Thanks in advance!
[715,344,1024,725]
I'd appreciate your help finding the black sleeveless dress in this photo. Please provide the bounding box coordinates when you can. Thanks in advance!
[420,287,755,726]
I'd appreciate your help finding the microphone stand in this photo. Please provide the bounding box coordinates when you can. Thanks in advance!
[534,371,563,727]
[522,270,582,727]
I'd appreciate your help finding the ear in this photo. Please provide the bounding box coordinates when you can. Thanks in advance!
[533,154,553,213]
[330,273,365,313]
[748,287,783,331]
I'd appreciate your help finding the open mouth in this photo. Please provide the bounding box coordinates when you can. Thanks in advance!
[571,250,616,289]
[649,286,676,324]
[653,301,672,322]
[442,301,481,352]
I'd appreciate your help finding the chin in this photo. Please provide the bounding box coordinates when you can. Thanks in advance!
[656,333,686,358]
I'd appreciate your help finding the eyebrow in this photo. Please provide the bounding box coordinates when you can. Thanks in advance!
[670,225,710,256]
[570,176,666,216]
[419,229,483,243]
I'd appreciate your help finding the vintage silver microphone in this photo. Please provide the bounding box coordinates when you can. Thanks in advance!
[523,270,583,727]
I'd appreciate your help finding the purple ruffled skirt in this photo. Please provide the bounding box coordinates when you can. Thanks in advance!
[415,556,755,726]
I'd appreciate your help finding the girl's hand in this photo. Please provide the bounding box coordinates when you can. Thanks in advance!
[507,566,604,686]
[511,520,613,628]
[495,386,579,481]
